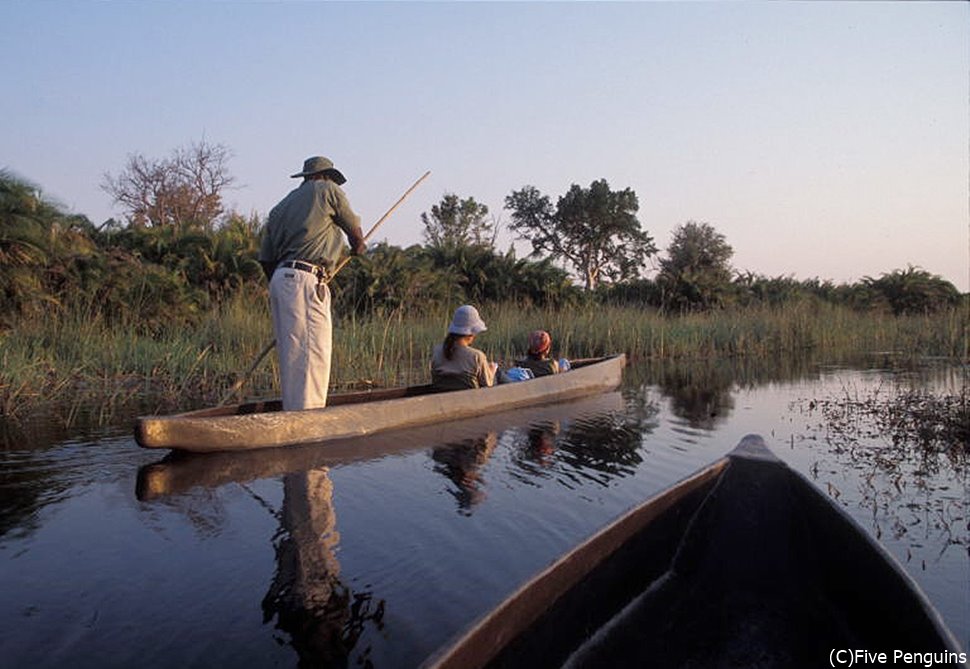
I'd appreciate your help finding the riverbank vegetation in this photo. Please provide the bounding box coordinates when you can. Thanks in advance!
[2,155,967,421]
[2,295,965,420]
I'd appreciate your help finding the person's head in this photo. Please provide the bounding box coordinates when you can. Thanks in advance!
[528,330,552,359]
[447,305,487,337]
[290,156,347,185]
[443,305,487,359]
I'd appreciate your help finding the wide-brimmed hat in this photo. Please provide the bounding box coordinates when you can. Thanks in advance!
[290,156,347,184]
[448,305,487,336]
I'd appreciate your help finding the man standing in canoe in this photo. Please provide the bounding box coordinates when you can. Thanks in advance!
[259,156,366,411]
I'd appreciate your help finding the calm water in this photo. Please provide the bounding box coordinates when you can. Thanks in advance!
[0,358,966,668]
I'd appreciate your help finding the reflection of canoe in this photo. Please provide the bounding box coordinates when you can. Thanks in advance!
[135,355,625,453]
[135,391,626,500]
[424,435,965,669]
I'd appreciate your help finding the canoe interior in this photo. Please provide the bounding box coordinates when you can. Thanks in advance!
[181,357,611,419]
[432,447,960,669]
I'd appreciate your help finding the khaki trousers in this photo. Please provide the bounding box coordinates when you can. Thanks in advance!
[269,267,332,410]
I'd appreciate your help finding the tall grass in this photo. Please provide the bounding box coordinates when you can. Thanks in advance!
[0,293,271,418]
[1,297,965,420]
[466,301,967,362]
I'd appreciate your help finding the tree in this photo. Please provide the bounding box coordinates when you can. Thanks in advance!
[421,193,496,250]
[505,179,655,291]
[862,266,960,315]
[733,272,810,308]
[0,170,97,318]
[335,242,458,316]
[658,221,734,311]
[101,139,235,232]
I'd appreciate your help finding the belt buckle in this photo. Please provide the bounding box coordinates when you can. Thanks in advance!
[284,259,329,282]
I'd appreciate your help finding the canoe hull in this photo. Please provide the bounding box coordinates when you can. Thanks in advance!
[135,391,626,500]
[135,355,625,453]
[424,435,965,669]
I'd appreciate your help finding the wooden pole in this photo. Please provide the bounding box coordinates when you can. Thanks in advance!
[219,339,276,406]
[332,170,431,276]
[218,170,431,406]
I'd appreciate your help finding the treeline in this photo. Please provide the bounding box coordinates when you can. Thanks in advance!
[2,148,964,335]
[602,265,965,316]
[0,170,575,331]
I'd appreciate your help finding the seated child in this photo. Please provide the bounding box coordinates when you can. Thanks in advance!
[431,305,498,391]
[516,330,561,378]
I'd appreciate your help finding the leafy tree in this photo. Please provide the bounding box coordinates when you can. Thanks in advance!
[94,208,264,299]
[732,272,812,308]
[86,249,208,333]
[101,139,235,232]
[334,243,458,317]
[658,221,734,311]
[0,170,97,318]
[334,240,580,316]
[862,266,961,315]
[496,252,579,307]
[425,243,578,307]
[206,213,265,294]
[597,278,663,307]
[421,193,496,250]
[505,179,656,291]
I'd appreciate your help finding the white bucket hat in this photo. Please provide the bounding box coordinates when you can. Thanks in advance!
[448,305,487,336]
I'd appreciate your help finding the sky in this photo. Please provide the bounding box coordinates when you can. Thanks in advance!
[2,1,968,291]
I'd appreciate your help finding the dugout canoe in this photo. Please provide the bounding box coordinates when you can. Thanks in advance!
[423,435,966,669]
[135,355,625,453]
[135,391,625,500]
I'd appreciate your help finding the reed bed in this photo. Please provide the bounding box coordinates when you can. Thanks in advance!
[1,298,966,421]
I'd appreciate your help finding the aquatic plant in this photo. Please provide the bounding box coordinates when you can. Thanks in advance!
[0,299,966,424]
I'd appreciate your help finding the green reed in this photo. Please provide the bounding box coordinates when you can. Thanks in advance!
[1,297,965,420]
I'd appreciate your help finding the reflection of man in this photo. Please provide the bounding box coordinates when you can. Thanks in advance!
[431,433,498,513]
[259,156,366,410]
[262,468,383,665]
[271,469,342,612]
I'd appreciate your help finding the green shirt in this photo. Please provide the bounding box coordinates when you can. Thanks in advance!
[259,180,361,271]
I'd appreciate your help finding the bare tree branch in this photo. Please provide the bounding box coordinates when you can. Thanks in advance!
[101,140,235,232]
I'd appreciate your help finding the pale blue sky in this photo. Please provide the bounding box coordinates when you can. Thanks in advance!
[3,1,967,290]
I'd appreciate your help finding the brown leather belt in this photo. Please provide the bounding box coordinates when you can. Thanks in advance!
[279,260,329,281]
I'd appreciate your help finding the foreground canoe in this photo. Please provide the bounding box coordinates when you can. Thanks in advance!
[135,355,625,453]
[424,435,965,669]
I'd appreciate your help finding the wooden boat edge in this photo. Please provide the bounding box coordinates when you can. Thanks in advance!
[421,452,731,669]
[421,434,966,669]
[136,355,625,452]
[732,436,965,657]
[135,391,627,500]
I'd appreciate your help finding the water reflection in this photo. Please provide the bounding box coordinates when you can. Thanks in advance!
[624,353,823,393]
[1,436,136,540]
[431,434,499,513]
[2,361,966,667]
[642,360,738,430]
[427,401,656,513]
[797,384,968,558]
[134,393,628,665]
[553,410,651,487]
[522,422,560,469]
[0,450,71,539]
[0,418,91,539]
[261,468,384,668]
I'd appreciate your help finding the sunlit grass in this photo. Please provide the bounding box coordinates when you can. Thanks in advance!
[1,297,965,421]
